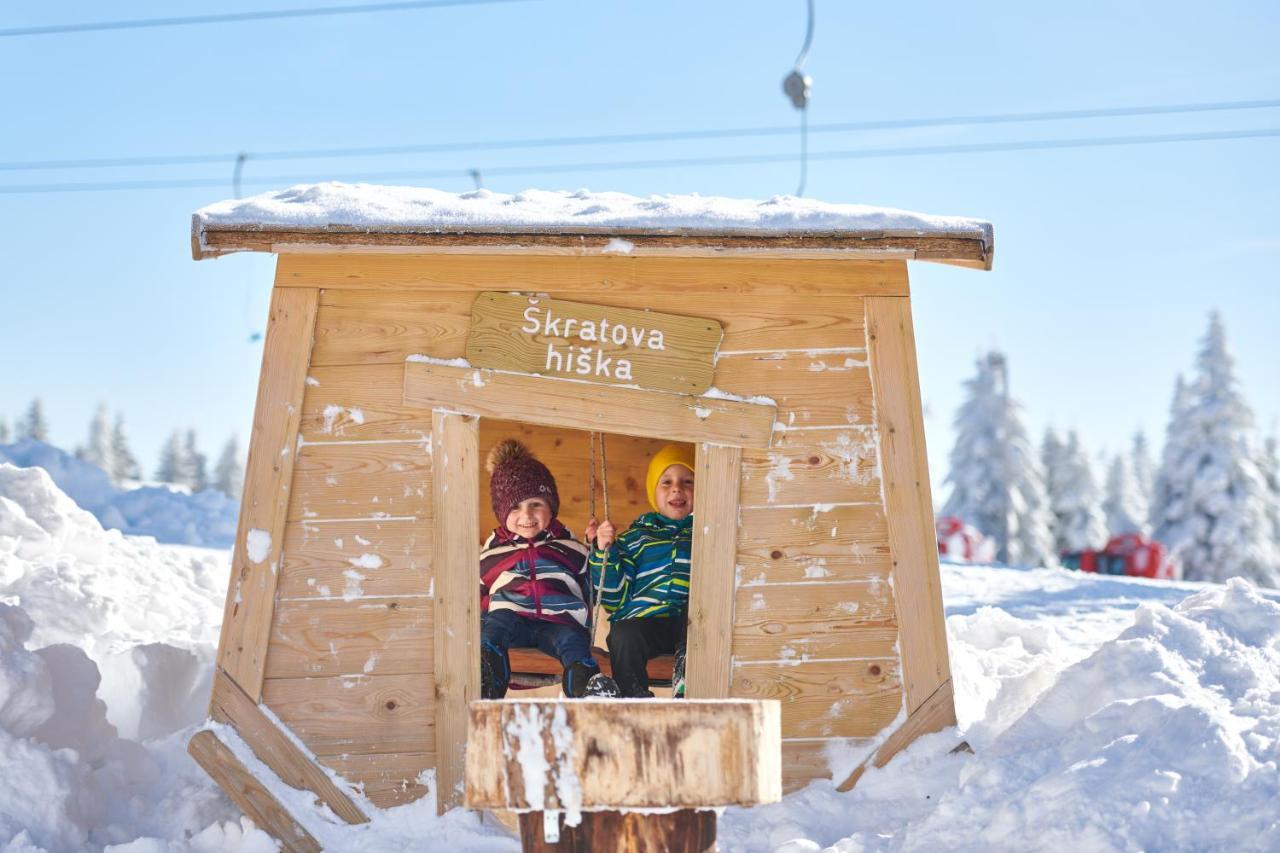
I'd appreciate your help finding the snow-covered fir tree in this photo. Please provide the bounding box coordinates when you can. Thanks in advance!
[1103,453,1148,536]
[1261,435,1280,543]
[943,352,1058,567]
[0,416,9,443]
[1150,375,1191,534]
[1153,312,1280,586]
[1041,428,1067,505]
[110,415,142,483]
[19,398,49,442]
[184,430,208,492]
[155,431,184,485]
[76,403,114,475]
[1129,431,1154,528]
[213,435,245,500]
[1045,430,1108,551]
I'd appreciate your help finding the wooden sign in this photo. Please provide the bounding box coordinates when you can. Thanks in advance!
[466,292,723,394]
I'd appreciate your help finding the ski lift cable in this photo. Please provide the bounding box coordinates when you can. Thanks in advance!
[783,0,816,196]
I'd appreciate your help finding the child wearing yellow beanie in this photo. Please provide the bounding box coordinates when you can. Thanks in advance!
[586,443,695,697]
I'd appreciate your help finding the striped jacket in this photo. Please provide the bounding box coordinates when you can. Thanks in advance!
[589,512,693,621]
[480,520,591,628]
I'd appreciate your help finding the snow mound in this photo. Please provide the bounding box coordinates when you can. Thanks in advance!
[0,440,237,548]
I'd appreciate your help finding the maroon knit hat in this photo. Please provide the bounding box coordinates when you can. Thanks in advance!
[486,439,560,522]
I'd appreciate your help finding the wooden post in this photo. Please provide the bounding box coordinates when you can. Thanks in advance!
[466,699,780,852]
[686,444,742,698]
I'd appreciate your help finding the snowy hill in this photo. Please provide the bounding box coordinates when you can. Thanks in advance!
[2,460,1278,851]
[0,439,237,548]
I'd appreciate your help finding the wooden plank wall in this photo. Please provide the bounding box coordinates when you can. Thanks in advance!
[260,254,923,805]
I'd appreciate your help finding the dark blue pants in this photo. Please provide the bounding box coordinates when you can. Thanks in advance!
[481,609,595,695]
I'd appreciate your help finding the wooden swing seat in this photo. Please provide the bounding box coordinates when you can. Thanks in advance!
[507,646,675,688]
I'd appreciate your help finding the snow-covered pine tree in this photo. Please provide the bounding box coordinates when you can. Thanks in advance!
[943,351,1058,567]
[76,403,115,475]
[156,430,184,484]
[213,435,245,500]
[184,429,208,492]
[1103,453,1148,536]
[1041,427,1067,506]
[1150,375,1190,535]
[1260,435,1280,543]
[1130,431,1154,528]
[1045,430,1108,551]
[0,416,9,443]
[110,415,142,483]
[1153,312,1280,586]
[20,398,49,442]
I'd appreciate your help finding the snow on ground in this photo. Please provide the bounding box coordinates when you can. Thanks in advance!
[0,440,237,549]
[3,462,1279,851]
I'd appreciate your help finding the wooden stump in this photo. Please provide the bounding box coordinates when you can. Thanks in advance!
[466,699,780,852]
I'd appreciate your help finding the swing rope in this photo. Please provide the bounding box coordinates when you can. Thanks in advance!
[586,431,610,637]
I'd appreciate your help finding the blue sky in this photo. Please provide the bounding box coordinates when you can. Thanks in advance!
[1,1,1276,494]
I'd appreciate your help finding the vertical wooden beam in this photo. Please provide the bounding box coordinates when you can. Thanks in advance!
[188,730,321,853]
[431,410,481,813]
[865,294,953,715]
[685,444,743,699]
[216,285,319,702]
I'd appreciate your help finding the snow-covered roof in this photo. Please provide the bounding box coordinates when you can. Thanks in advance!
[192,183,994,268]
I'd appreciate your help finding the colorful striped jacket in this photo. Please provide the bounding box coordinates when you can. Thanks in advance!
[588,512,693,621]
[480,520,591,628]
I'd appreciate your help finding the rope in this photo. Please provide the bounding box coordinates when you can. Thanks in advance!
[588,432,611,639]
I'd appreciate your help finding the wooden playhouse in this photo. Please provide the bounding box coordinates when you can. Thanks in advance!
[186,186,993,839]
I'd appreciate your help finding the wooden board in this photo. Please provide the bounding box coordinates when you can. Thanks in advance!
[286,440,431,522]
[300,364,431,442]
[467,292,723,394]
[261,673,435,756]
[277,518,430,600]
[865,296,952,715]
[715,352,874,429]
[733,581,896,662]
[731,616,899,664]
[838,678,957,791]
[465,699,781,809]
[779,738,876,794]
[187,730,321,853]
[265,597,432,679]
[272,254,915,294]
[730,660,901,739]
[685,445,742,699]
[320,751,433,809]
[739,431,880,507]
[311,289,472,366]
[519,809,716,853]
[432,411,481,813]
[216,286,318,703]
[736,503,892,584]
[209,668,367,825]
[404,361,776,449]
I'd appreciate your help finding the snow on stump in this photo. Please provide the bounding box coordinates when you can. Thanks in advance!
[465,698,781,852]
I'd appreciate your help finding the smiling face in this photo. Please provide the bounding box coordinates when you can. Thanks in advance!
[504,496,552,539]
[654,463,695,521]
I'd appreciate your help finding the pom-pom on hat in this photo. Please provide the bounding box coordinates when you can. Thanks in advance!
[487,439,560,522]
[646,443,696,511]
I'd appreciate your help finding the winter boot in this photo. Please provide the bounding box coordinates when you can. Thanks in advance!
[481,642,509,700]
[584,673,621,697]
[562,659,602,698]
[672,647,687,698]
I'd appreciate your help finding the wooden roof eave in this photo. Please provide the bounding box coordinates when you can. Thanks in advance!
[191,221,995,270]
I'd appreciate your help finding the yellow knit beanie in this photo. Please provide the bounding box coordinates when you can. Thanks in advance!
[646,443,696,511]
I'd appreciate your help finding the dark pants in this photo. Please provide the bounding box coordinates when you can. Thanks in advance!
[607,615,686,698]
[481,609,593,696]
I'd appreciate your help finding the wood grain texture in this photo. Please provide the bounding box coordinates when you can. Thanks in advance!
[209,669,368,825]
[311,289,472,366]
[715,352,874,430]
[467,291,723,394]
[685,445,742,699]
[865,296,952,715]
[736,503,892,584]
[286,440,431,522]
[277,518,431,600]
[320,751,433,809]
[261,673,435,756]
[271,254,916,293]
[731,659,902,738]
[465,699,781,809]
[216,286,319,703]
[187,730,321,853]
[404,361,776,449]
[518,810,716,853]
[265,597,432,679]
[837,679,957,791]
[739,432,880,507]
[300,364,431,442]
[733,581,897,664]
[779,738,876,793]
[432,411,481,813]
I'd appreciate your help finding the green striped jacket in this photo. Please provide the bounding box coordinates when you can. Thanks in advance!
[589,512,693,621]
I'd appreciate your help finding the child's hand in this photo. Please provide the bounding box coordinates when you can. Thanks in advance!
[594,519,616,551]
[585,517,599,543]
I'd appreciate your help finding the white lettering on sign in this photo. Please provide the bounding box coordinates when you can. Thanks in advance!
[521,306,666,351]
